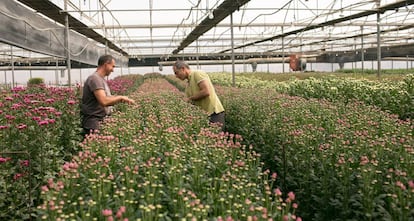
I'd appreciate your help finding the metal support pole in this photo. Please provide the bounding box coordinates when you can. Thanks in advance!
[230,13,235,87]
[55,59,59,85]
[64,0,71,87]
[300,37,303,72]
[11,46,15,87]
[282,26,285,73]
[4,71,7,87]
[407,55,409,70]
[331,45,334,72]
[353,40,356,70]
[376,3,381,78]
[29,51,32,79]
[243,47,246,72]
[267,57,270,73]
[361,26,364,73]
[196,40,200,69]
[79,67,82,86]
[29,64,32,79]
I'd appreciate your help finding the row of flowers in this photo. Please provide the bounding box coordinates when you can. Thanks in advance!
[210,73,414,119]
[107,74,144,95]
[0,85,81,220]
[37,79,300,220]
[220,86,413,220]
[5,71,411,220]
[0,74,144,220]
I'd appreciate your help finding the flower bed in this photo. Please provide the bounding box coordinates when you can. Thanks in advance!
[222,87,414,220]
[211,73,414,119]
[0,85,80,220]
[1,74,144,220]
[37,79,300,221]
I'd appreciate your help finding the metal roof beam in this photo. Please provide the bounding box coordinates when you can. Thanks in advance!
[219,0,414,53]
[90,22,414,29]
[116,34,414,44]
[266,23,414,53]
[171,0,251,55]
[63,7,381,13]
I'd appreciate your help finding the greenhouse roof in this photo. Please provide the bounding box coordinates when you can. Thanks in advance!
[1,0,414,67]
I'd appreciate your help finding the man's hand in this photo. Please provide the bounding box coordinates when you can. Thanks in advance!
[121,96,135,104]
[184,97,194,104]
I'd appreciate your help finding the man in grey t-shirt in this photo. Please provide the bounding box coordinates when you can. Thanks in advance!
[81,55,134,138]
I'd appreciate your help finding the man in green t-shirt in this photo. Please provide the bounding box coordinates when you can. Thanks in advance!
[173,60,225,130]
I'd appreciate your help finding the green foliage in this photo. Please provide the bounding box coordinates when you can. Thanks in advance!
[222,87,414,221]
[164,74,186,92]
[336,68,414,75]
[27,77,44,86]
[143,72,163,79]
[236,71,335,81]
[0,85,81,220]
[36,79,300,220]
[107,74,144,95]
[220,71,410,82]
[0,75,147,220]
[211,73,414,119]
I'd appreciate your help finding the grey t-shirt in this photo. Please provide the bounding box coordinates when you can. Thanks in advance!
[81,73,111,129]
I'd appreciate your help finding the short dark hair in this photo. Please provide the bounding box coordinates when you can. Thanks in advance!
[98,55,114,66]
[174,60,190,69]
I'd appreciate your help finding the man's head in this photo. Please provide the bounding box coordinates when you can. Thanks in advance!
[173,60,190,80]
[98,55,116,76]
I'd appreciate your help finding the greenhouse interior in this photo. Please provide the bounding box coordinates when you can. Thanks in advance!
[0,0,413,220]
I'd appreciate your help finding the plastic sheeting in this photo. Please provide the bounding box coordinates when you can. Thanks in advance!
[0,0,128,67]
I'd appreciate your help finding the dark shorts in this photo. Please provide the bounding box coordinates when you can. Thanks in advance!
[209,111,225,130]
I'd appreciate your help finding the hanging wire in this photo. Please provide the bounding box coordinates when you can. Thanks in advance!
[163,0,229,56]
[162,0,202,55]
[256,1,373,53]
[95,0,135,53]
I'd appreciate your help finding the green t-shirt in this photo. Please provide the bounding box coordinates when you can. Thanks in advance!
[185,70,224,115]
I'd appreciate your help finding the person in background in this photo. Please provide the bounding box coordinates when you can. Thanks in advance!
[173,60,225,130]
[80,54,135,138]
